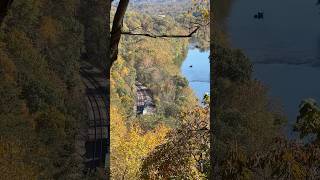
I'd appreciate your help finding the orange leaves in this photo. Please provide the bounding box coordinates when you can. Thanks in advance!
[39,16,61,44]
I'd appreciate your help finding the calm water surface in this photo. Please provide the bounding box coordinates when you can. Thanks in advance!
[181,48,210,102]
[226,0,320,136]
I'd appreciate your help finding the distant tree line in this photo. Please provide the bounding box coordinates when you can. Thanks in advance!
[210,0,320,178]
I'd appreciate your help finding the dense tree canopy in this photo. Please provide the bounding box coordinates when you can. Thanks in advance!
[0,0,88,178]
[210,0,320,178]
[110,4,210,178]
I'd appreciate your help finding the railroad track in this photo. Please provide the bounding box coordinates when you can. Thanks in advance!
[80,62,108,174]
[136,82,156,115]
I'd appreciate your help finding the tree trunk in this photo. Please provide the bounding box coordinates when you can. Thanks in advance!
[210,0,218,178]
[110,0,129,64]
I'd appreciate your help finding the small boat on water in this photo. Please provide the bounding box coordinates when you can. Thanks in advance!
[254,11,264,19]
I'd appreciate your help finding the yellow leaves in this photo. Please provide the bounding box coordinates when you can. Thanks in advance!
[7,29,49,76]
[39,16,61,44]
[110,106,126,145]
[141,107,209,179]
[201,8,210,21]
[116,124,168,179]
[281,151,306,180]
[128,38,186,77]
[0,138,38,180]
[111,56,131,83]
[0,47,16,82]
[190,0,210,25]
[122,67,129,76]
[110,106,169,179]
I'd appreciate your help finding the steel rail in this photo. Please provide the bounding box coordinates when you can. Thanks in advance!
[81,78,99,172]
[80,68,107,170]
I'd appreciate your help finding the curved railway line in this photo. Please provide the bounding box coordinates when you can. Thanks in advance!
[81,76,102,170]
[80,62,108,174]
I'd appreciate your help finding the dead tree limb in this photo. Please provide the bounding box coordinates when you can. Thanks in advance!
[121,26,201,38]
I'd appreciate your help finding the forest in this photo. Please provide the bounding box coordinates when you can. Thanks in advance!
[110,3,210,179]
[211,41,320,180]
[0,0,87,179]
[0,0,210,179]
[211,0,320,179]
[1,0,320,179]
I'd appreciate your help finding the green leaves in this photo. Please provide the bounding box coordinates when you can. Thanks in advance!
[215,47,253,82]
[294,99,320,141]
[0,0,86,178]
[35,108,67,145]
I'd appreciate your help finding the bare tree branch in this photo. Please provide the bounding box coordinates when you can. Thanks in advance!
[110,1,208,64]
[121,26,201,38]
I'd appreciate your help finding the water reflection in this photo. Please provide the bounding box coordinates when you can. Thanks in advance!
[225,0,320,136]
[181,48,210,102]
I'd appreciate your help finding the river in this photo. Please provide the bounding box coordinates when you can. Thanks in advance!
[225,0,320,136]
[181,48,210,103]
